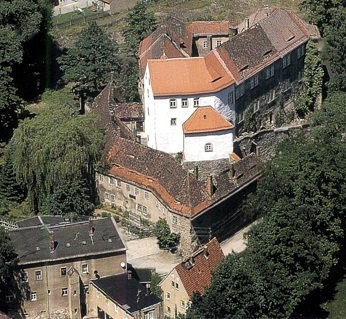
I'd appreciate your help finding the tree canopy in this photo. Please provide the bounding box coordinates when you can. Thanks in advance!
[122,1,157,55]
[11,90,104,215]
[188,92,346,318]
[58,21,119,103]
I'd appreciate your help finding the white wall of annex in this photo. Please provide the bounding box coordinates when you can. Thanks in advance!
[183,129,234,162]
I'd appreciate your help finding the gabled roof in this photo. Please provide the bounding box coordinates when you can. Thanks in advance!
[174,238,224,298]
[183,106,234,134]
[91,272,161,314]
[91,81,135,150]
[148,56,234,96]
[187,21,230,36]
[9,217,126,265]
[105,138,262,218]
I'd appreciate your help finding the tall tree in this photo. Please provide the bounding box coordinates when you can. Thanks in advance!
[11,91,104,214]
[295,41,323,117]
[188,92,346,318]
[58,21,119,106]
[123,1,157,55]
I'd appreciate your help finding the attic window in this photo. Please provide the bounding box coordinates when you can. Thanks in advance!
[263,49,272,57]
[205,143,213,152]
[239,64,249,72]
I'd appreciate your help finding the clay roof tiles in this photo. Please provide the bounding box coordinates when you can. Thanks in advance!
[148,56,234,96]
[106,138,262,218]
[183,106,234,134]
[187,21,230,36]
[175,237,224,298]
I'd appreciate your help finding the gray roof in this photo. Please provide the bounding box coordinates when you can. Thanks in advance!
[9,217,126,265]
[16,215,65,228]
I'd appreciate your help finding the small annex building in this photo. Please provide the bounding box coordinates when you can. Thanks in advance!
[182,106,234,162]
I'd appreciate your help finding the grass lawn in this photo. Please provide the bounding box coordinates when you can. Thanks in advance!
[323,275,346,318]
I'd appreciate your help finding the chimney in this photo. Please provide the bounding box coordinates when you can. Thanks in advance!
[206,175,214,198]
[230,164,235,178]
[203,246,209,258]
[245,17,249,30]
[49,231,55,253]
[89,219,95,235]
[127,270,132,280]
[194,165,199,180]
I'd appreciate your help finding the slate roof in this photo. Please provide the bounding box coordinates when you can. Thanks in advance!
[16,215,65,228]
[183,106,234,134]
[91,272,161,314]
[147,56,234,96]
[9,217,126,265]
[174,237,224,298]
[91,81,134,151]
[106,138,262,218]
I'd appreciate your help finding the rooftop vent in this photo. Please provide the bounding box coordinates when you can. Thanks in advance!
[82,241,87,245]
[36,246,40,251]
[66,243,71,247]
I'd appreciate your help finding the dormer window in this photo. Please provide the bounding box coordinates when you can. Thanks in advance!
[182,98,188,108]
[193,98,199,107]
[205,143,213,152]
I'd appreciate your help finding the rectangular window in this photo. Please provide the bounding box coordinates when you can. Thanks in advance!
[175,282,179,290]
[205,143,213,152]
[235,84,245,100]
[105,192,109,199]
[144,311,154,319]
[116,179,121,187]
[172,281,175,287]
[60,267,67,277]
[265,65,275,79]
[181,300,186,308]
[108,177,114,185]
[21,272,28,283]
[169,99,177,108]
[297,45,305,59]
[250,75,259,89]
[82,263,88,274]
[30,292,37,301]
[137,204,143,212]
[62,288,68,297]
[172,216,177,224]
[99,174,104,182]
[170,118,176,125]
[203,40,208,49]
[84,285,89,294]
[237,110,244,123]
[228,91,234,105]
[110,194,115,202]
[166,292,171,300]
[135,187,139,195]
[253,101,260,113]
[167,306,171,313]
[182,98,188,108]
[145,191,149,199]
[283,54,291,68]
[35,270,42,281]
[126,184,130,192]
[216,39,222,47]
[282,78,291,91]
[193,98,199,107]
[268,89,276,103]
[6,295,13,303]
[142,206,148,216]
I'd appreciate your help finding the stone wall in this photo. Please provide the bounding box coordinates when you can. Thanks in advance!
[234,124,310,162]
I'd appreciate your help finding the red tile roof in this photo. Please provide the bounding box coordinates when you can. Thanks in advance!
[148,56,234,96]
[187,21,230,36]
[183,106,234,134]
[106,138,262,218]
[175,237,224,298]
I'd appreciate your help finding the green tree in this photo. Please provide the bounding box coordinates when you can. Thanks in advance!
[150,272,163,298]
[324,6,346,92]
[153,218,180,250]
[295,41,323,117]
[58,21,119,106]
[0,227,18,311]
[11,91,104,214]
[123,1,157,55]
[118,56,140,102]
[189,92,346,318]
